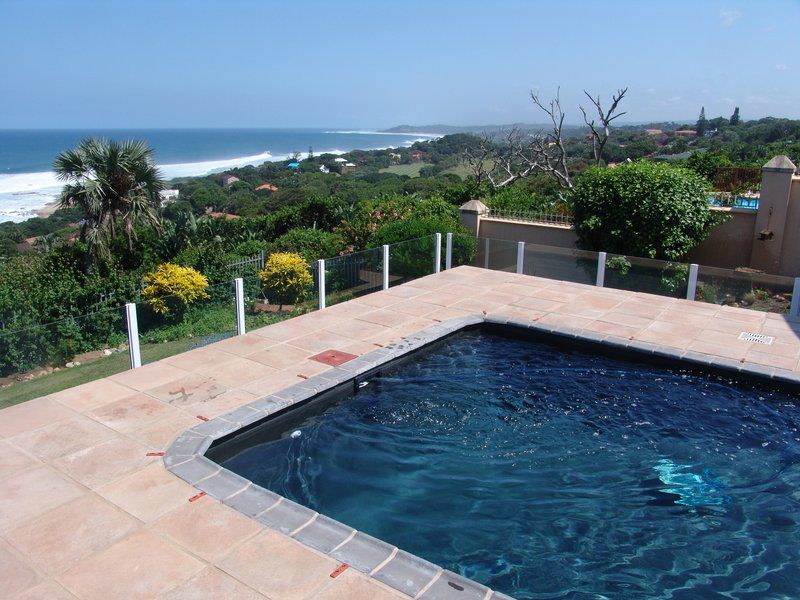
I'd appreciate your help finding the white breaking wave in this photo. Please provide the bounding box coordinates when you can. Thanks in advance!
[0,150,279,223]
[158,150,274,178]
[0,135,438,223]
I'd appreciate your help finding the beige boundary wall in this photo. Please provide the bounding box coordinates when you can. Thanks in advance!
[460,156,800,277]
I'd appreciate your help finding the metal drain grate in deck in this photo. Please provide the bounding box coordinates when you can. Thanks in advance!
[738,332,774,345]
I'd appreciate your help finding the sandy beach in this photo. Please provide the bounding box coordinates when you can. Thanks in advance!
[35,199,60,219]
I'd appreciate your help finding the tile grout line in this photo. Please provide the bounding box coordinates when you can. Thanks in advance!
[413,568,443,599]
[369,547,398,576]
[329,529,356,553]
[289,513,318,537]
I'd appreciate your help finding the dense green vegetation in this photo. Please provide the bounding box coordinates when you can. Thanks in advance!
[2,111,798,385]
[572,162,718,261]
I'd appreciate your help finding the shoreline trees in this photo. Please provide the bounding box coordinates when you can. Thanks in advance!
[53,138,164,273]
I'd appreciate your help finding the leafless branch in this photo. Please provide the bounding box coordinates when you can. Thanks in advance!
[580,87,628,164]
[462,86,627,193]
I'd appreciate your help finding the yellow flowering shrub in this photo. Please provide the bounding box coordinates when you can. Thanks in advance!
[141,263,210,314]
[258,252,312,308]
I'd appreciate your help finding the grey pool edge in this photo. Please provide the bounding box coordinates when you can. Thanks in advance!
[163,313,800,600]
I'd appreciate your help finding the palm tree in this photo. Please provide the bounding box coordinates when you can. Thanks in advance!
[53,138,165,272]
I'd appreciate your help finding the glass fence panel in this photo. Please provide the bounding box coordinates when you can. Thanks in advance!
[137,280,237,365]
[604,254,689,298]
[695,266,794,313]
[448,234,479,270]
[389,235,438,286]
[0,305,129,406]
[474,237,520,272]
[240,274,306,334]
[523,243,598,285]
[324,246,384,307]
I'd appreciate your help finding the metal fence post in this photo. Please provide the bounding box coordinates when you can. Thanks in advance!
[317,259,326,310]
[790,277,800,319]
[260,250,265,270]
[445,232,453,270]
[234,278,246,335]
[125,302,141,369]
[516,241,525,274]
[483,238,490,269]
[596,252,607,287]
[686,264,699,301]
[382,244,390,290]
[434,233,442,274]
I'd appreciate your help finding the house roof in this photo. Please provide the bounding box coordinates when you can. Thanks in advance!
[207,212,240,220]
[255,183,279,191]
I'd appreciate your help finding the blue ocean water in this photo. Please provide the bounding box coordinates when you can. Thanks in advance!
[0,128,436,222]
[219,332,800,599]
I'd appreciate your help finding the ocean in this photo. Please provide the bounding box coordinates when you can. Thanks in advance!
[0,128,438,223]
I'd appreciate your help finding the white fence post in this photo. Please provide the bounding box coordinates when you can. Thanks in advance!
[317,259,326,310]
[686,264,699,301]
[234,278,245,335]
[790,277,800,319]
[445,232,453,270]
[382,244,390,290]
[125,302,141,369]
[483,238,490,269]
[516,241,525,274]
[434,233,442,274]
[596,252,607,287]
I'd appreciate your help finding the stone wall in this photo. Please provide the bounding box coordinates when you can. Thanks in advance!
[460,156,800,276]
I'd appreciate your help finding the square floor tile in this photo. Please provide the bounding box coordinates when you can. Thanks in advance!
[309,349,358,367]
[57,529,203,600]
[5,495,136,576]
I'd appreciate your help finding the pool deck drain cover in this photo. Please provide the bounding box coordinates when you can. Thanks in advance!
[738,332,774,345]
[310,349,359,366]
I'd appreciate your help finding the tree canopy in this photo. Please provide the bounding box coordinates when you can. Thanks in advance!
[53,138,164,272]
[571,161,717,261]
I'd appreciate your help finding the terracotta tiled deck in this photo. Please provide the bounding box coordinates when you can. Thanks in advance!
[1,266,798,599]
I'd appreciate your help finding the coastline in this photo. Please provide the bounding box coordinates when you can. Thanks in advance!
[1,131,442,224]
[35,199,60,219]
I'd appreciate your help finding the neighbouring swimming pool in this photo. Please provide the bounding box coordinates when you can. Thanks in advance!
[216,331,800,599]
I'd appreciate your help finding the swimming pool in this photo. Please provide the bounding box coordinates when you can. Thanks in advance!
[209,330,800,599]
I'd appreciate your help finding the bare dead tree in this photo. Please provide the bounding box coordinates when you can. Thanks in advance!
[580,87,628,165]
[462,91,573,190]
[462,86,627,192]
[462,137,494,189]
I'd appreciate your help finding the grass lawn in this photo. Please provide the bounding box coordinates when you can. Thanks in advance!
[379,162,432,177]
[440,163,473,178]
[0,337,203,409]
[0,308,295,410]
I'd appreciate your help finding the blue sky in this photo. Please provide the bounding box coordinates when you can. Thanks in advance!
[1,0,798,128]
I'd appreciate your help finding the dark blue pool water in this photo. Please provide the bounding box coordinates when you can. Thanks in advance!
[220,332,800,599]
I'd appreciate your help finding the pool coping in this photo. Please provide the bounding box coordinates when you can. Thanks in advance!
[163,313,800,600]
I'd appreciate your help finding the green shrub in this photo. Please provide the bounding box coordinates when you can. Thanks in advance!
[141,263,210,315]
[368,217,476,278]
[572,161,718,260]
[258,252,313,308]
[271,228,344,262]
[484,186,538,212]
[174,243,232,284]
